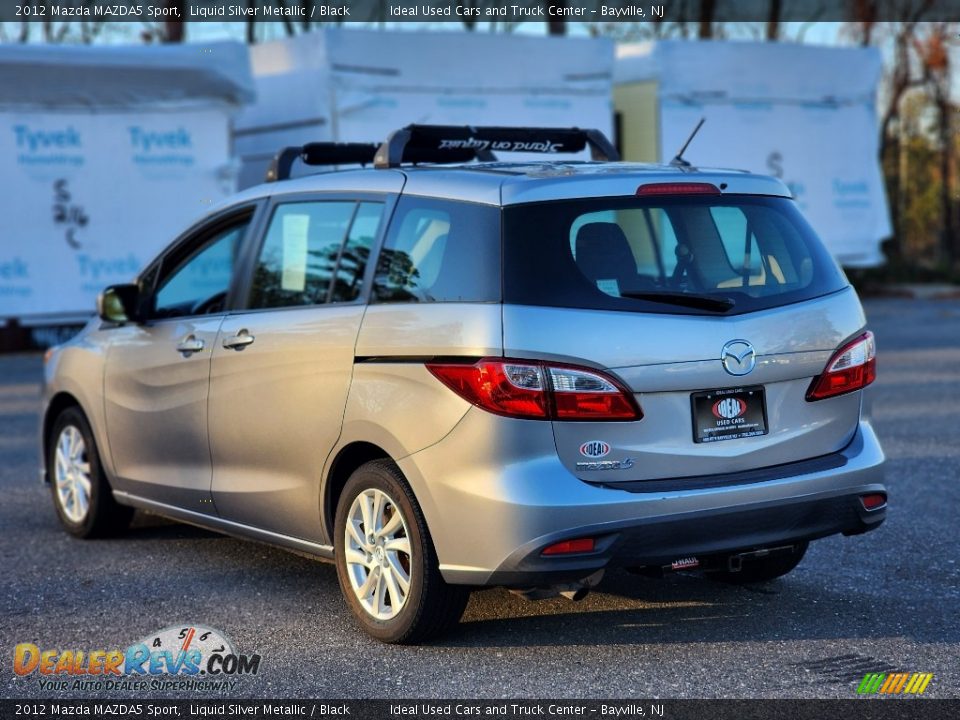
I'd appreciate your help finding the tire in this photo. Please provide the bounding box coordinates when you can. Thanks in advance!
[47,406,133,539]
[334,460,469,644]
[708,542,809,584]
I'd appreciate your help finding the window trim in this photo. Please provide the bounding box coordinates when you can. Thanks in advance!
[232,191,398,315]
[139,202,264,325]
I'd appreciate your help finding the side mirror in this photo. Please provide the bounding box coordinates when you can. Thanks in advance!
[97,283,141,324]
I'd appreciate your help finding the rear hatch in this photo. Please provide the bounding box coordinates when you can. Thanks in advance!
[502,187,867,483]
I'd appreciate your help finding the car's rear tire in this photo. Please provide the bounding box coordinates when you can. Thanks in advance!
[48,406,133,538]
[334,460,469,644]
[708,542,808,583]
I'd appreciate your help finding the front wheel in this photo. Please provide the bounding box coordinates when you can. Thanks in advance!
[48,406,133,538]
[334,460,469,644]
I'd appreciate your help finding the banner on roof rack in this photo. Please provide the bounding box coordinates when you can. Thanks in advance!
[374,125,618,168]
[404,126,593,155]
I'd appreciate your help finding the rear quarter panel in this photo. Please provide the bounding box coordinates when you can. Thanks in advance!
[334,303,503,535]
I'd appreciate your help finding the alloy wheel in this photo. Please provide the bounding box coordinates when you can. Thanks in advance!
[343,488,412,620]
[54,425,92,524]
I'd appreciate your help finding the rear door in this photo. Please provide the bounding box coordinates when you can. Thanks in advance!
[207,193,392,542]
[502,191,865,483]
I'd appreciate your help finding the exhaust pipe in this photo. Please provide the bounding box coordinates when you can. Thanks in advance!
[559,585,590,602]
[509,570,605,602]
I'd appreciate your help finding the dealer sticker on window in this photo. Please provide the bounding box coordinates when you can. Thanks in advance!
[691,385,768,443]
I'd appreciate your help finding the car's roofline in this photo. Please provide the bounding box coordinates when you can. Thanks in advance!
[218,161,791,212]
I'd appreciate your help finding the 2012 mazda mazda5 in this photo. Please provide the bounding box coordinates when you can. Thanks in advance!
[41,126,886,644]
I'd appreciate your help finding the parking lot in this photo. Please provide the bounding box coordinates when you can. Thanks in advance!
[2,298,958,700]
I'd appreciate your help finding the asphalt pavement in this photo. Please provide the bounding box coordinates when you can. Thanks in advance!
[2,299,958,700]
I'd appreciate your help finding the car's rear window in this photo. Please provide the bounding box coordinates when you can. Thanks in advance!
[503,195,848,315]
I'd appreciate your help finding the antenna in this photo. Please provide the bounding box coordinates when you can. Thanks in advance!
[670,117,705,168]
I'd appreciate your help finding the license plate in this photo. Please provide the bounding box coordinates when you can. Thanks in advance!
[691,385,768,443]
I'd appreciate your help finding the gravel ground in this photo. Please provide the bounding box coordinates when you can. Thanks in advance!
[1,299,958,700]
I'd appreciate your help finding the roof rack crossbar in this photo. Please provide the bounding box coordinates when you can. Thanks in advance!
[265,142,380,182]
[265,125,621,181]
[373,124,620,169]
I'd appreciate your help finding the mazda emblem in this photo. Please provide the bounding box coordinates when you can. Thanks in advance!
[721,340,756,376]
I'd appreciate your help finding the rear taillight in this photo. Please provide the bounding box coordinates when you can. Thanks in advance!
[806,331,876,401]
[426,358,642,421]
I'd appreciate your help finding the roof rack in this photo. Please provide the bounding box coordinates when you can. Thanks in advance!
[265,125,620,181]
[373,124,620,169]
[266,142,379,182]
[265,140,484,182]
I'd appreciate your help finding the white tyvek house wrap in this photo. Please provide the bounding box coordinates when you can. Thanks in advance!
[236,28,614,188]
[0,42,253,321]
[616,40,892,268]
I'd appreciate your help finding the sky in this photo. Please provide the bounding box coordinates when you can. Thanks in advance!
[1,19,955,106]
[183,20,843,45]
[0,19,843,46]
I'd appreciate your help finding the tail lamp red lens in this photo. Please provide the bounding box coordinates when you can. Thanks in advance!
[426,358,641,421]
[806,331,876,401]
[541,538,596,556]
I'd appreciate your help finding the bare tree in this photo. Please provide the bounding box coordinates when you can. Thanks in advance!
[698,0,716,38]
[162,0,185,43]
[766,0,782,40]
[845,2,935,260]
[914,23,957,262]
[246,0,257,43]
[545,2,567,35]
[460,0,481,30]
[850,0,877,45]
[275,0,296,36]
[301,0,310,30]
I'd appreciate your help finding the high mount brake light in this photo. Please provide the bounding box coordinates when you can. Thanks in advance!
[806,331,877,401]
[636,182,721,196]
[426,359,641,421]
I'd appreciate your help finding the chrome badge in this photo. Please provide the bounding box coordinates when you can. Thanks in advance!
[576,458,634,472]
[721,340,756,376]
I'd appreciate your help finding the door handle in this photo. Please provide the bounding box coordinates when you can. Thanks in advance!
[176,335,205,357]
[222,329,255,351]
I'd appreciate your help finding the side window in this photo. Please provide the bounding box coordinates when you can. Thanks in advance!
[330,202,384,303]
[373,198,501,303]
[249,202,356,309]
[153,222,247,319]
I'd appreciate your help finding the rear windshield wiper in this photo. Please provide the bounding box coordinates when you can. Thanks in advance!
[618,291,735,312]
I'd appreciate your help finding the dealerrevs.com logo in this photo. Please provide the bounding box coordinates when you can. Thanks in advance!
[13,624,261,693]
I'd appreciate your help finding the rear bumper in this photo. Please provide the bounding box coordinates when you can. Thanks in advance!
[480,484,884,587]
[398,413,885,587]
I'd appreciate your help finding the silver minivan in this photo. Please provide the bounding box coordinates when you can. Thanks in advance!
[41,126,885,643]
